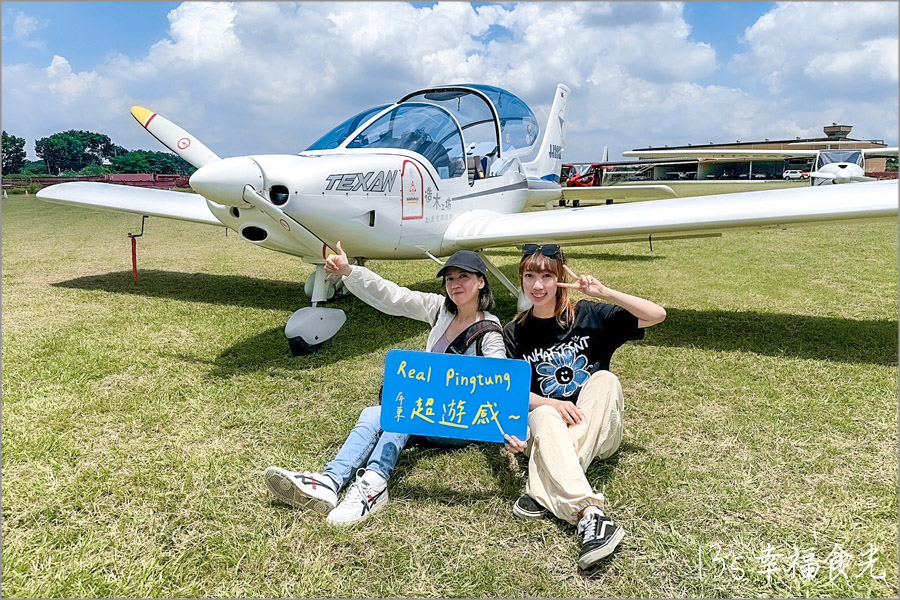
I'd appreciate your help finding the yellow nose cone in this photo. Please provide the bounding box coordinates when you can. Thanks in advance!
[130,106,154,127]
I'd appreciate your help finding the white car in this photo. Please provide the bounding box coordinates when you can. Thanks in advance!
[783,170,809,181]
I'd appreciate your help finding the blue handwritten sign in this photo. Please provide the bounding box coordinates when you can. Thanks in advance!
[380,349,531,443]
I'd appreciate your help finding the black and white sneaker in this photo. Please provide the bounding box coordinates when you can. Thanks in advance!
[264,467,338,514]
[326,469,388,526]
[513,494,548,519]
[576,511,625,569]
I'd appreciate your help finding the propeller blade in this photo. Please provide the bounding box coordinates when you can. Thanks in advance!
[131,106,221,168]
[808,171,875,184]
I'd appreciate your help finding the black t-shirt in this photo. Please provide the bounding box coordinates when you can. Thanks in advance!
[503,300,644,403]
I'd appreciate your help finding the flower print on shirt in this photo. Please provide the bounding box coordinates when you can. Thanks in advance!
[534,346,591,398]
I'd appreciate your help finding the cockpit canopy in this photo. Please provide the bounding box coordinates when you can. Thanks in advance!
[305,84,539,180]
[399,85,539,157]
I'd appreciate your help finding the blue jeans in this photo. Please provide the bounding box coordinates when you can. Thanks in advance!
[322,405,410,491]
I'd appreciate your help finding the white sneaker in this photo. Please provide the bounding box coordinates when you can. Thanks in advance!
[264,466,338,514]
[326,469,388,526]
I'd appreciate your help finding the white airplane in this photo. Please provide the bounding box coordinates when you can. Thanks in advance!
[623,145,898,186]
[37,83,898,354]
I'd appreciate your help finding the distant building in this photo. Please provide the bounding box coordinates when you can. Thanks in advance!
[620,124,889,181]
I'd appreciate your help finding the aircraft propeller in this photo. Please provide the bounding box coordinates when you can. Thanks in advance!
[188,157,264,207]
[808,163,875,184]
[131,106,221,168]
[130,105,344,354]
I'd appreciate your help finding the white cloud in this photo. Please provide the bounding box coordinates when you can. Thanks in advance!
[9,10,48,40]
[2,1,896,162]
[3,10,49,50]
[730,2,898,94]
[148,2,241,65]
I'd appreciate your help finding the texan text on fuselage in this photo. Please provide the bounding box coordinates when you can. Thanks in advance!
[324,170,398,193]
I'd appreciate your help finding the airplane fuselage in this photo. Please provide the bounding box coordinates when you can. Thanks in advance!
[193,149,532,261]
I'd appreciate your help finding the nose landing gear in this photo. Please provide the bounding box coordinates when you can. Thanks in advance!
[285,264,347,355]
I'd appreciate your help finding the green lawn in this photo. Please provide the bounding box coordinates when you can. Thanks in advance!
[2,191,897,597]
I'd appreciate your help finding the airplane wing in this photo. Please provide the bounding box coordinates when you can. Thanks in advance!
[862,147,899,159]
[35,182,221,226]
[623,149,819,160]
[443,180,898,249]
[562,184,676,201]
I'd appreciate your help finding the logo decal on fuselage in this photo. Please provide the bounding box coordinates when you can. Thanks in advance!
[548,144,562,160]
[324,170,398,193]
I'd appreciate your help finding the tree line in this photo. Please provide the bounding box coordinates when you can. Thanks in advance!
[2,129,194,177]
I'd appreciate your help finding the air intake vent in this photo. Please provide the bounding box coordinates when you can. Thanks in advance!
[241,226,268,242]
[270,185,290,206]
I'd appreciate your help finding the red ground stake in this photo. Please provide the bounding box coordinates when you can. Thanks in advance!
[131,236,138,283]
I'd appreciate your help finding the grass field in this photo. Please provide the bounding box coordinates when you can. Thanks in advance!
[2,189,897,597]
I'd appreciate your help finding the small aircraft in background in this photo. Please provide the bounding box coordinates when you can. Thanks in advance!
[623,145,898,186]
[37,83,898,354]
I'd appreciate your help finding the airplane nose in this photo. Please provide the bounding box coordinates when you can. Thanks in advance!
[833,164,850,184]
[189,157,264,207]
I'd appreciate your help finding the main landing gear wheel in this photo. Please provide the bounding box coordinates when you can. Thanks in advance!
[287,335,322,356]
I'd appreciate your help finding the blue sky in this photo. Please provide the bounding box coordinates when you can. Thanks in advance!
[2,2,896,161]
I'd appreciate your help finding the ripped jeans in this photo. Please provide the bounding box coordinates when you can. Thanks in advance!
[322,405,410,492]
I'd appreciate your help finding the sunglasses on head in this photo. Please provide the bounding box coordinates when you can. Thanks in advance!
[522,243,561,258]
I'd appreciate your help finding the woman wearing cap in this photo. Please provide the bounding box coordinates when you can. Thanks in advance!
[502,243,665,570]
[265,241,504,526]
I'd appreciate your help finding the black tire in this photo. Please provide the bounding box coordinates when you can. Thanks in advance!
[288,336,323,356]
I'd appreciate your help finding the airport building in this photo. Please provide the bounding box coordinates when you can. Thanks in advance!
[591,124,892,183]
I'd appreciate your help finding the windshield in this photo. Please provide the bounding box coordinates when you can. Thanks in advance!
[345,103,465,179]
[817,149,863,168]
[305,104,390,151]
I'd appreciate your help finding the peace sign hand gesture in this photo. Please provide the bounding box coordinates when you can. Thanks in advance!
[557,264,609,299]
[324,240,352,277]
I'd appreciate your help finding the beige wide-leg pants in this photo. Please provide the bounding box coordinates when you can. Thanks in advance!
[524,370,624,525]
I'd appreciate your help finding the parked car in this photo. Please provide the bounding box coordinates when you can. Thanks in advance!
[783,170,809,181]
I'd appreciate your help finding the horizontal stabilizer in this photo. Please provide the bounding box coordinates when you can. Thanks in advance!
[36,182,221,226]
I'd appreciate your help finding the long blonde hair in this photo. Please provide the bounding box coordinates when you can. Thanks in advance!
[513,248,574,327]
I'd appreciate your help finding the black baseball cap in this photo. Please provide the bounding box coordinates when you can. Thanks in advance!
[436,250,487,278]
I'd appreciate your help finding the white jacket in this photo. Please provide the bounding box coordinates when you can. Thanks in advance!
[341,265,505,358]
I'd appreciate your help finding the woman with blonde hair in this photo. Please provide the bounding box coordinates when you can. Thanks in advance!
[503,243,665,569]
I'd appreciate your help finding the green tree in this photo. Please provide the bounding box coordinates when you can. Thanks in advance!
[2,130,27,175]
[886,157,897,172]
[108,151,151,173]
[22,160,49,175]
[78,164,110,177]
[109,149,194,175]
[34,130,117,175]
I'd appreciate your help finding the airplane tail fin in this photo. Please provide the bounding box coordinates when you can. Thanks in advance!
[523,83,570,184]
